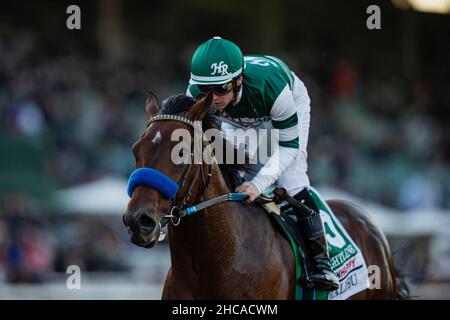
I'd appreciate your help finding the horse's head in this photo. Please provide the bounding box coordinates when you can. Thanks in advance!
[123,92,214,248]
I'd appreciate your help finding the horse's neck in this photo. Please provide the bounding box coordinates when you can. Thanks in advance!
[167,164,247,275]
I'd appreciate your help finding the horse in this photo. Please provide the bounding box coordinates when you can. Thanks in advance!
[122,92,410,299]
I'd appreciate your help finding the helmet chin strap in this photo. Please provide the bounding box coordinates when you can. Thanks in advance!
[232,74,242,94]
[231,77,243,106]
[232,81,241,94]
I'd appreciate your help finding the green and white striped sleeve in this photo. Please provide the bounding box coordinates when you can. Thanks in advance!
[250,85,299,193]
[270,85,299,149]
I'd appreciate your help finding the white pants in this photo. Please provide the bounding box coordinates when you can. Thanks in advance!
[222,72,311,197]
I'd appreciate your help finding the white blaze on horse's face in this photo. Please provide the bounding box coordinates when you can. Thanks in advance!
[152,131,162,144]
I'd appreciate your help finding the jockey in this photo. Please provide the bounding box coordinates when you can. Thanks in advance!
[186,36,339,291]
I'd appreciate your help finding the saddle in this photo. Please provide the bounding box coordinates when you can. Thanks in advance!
[255,187,319,298]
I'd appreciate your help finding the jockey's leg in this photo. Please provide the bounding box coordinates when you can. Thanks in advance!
[281,168,340,290]
[293,188,339,291]
[278,73,339,291]
[281,167,340,290]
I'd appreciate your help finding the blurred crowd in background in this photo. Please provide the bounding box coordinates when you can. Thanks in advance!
[1,32,448,209]
[0,194,131,284]
[0,0,449,285]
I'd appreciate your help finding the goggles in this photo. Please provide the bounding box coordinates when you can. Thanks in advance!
[198,80,234,96]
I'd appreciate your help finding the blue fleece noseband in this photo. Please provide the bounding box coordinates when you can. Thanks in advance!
[127,168,179,199]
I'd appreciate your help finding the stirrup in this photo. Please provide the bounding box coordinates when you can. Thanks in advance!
[310,272,340,291]
[310,257,340,291]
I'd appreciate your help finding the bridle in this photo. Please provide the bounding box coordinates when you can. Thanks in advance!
[127,113,250,233]
[145,114,214,227]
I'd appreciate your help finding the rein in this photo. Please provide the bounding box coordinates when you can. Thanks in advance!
[127,114,249,228]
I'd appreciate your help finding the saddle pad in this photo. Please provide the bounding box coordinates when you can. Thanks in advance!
[308,187,370,300]
[270,187,370,300]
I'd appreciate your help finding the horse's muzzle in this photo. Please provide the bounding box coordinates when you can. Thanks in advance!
[130,231,159,248]
[123,210,161,249]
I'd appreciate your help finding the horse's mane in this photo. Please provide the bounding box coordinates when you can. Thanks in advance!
[160,94,256,191]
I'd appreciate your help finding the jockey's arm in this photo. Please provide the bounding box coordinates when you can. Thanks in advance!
[250,85,300,193]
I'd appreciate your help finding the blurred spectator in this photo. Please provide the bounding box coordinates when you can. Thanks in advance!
[397,173,442,210]
[330,58,359,100]
[3,222,54,283]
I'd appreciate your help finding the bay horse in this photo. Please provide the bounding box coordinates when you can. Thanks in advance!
[123,92,409,299]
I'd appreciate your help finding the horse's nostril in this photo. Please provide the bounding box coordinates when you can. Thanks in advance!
[138,214,156,230]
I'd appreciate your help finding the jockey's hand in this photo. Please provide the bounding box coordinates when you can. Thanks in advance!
[235,182,261,203]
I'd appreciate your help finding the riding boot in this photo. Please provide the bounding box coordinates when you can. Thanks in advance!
[293,189,340,291]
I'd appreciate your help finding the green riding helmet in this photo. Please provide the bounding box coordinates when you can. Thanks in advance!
[189,36,245,85]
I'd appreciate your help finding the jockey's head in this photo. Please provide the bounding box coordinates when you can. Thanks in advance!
[190,36,244,110]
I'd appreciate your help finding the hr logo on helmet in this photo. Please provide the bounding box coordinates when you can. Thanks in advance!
[211,61,229,76]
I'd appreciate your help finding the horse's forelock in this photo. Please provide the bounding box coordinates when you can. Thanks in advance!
[160,94,196,115]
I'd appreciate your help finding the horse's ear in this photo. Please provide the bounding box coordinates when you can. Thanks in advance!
[145,91,160,118]
[188,92,213,121]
